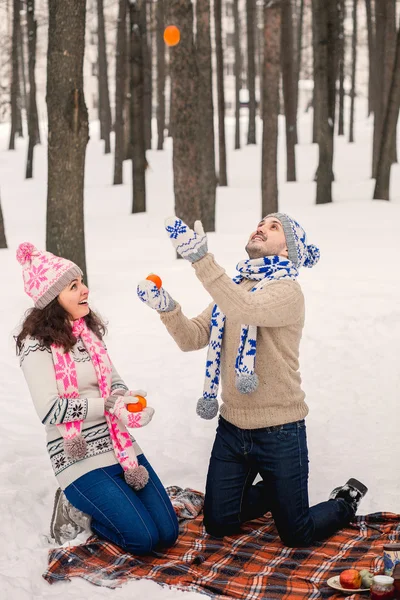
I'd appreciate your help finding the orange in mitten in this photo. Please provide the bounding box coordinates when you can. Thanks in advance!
[127,395,147,413]
[146,274,162,289]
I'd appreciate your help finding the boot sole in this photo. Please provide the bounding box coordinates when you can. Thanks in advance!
[347,478,368,496]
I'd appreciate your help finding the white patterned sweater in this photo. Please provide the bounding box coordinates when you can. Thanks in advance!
[20,337,142,490]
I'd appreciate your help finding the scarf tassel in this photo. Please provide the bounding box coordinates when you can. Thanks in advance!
[124,465,149,490]
[235,373,259,394]
[63,435,87,460]
[196,397,219,420]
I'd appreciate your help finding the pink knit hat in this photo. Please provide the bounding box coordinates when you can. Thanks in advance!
[16,242,83,309]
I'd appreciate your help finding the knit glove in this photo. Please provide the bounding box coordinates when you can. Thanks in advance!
[108,396,155,429]
[104,389,147,412]
[137,280,176,312]
[165,217,208,263]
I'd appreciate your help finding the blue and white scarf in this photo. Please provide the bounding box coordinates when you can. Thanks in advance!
[196,255,299,420]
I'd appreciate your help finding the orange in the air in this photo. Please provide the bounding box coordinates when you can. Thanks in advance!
[146,273,162,289]
[164,25,180,47]
[127,395,147,413]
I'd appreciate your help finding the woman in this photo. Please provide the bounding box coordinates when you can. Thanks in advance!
[16,242,178,554]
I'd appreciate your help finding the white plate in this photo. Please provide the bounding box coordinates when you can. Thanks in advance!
[326,576,370,594]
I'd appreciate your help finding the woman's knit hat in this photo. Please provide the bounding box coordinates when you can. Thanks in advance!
[16,242,82,309]
[266,213,320,268]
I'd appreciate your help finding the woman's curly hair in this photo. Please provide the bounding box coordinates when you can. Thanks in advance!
[16,297,107,354]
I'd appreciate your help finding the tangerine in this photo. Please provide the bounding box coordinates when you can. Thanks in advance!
[146,273,162,289]
[126,395,147,413]
[164,25,180,47]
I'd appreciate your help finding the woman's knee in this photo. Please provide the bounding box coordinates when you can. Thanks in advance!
[158,521,179,549]
[122,525,160,555]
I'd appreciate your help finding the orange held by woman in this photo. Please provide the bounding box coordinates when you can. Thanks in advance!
[127,395,147,413]
[164,25,180,47]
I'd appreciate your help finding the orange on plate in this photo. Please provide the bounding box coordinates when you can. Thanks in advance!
[126,395,147,412]
[164,25,180,47]
[146,273,162,289]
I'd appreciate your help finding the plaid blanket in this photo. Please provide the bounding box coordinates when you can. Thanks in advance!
[43,495,400,599]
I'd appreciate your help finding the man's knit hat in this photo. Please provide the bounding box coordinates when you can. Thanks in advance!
[16,242,82,309]
[266,213,320,268]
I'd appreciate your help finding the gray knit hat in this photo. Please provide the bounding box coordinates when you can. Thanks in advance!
[266,213,320,268]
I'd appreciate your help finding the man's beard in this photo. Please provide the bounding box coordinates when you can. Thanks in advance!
[245,240,286,259]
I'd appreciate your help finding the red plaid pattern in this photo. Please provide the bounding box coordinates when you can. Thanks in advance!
[43,509,400,599]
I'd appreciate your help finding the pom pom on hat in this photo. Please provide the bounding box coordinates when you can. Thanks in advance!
[304,244,320,268]
[16,242,36,266]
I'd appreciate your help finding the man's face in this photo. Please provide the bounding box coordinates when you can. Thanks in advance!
[245,217,288,259]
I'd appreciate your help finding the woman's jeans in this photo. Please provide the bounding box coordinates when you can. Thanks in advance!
[64,454,179,555]
[203,417,354,547]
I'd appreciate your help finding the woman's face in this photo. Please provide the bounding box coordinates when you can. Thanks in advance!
[58,276,90,321]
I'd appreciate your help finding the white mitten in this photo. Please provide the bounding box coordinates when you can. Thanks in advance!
[137,280,175,312]
[165,217,208,263]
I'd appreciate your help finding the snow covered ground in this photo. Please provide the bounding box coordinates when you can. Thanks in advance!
[1,105,399,599]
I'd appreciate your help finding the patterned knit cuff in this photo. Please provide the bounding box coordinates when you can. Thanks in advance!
[186,244,209,264]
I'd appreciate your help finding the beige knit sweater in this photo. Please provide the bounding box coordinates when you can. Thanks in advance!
[160,253,308,429]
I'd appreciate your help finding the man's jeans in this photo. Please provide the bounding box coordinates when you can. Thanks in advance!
[203,417,353,547]
[64,454,179,555]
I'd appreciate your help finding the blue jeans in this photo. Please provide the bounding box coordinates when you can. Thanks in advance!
[64,454,179,555]
[203,417,354,547]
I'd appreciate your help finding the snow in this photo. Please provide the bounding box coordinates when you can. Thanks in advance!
[1,105,400,599]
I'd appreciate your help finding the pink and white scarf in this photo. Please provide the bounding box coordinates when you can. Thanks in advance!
[51,318,144,487]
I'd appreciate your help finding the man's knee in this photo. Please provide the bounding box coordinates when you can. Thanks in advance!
[203,509,240,538]
[278,523,314,548]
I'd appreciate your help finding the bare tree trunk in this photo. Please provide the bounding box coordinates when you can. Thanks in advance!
[256,0,264,116]
[168,0,201,227]
[214,0,228,186]
[365,0,375,116]
[386,0,397,164]
[338,0,345,135]
[246,0,256,144]
[196,0,217,231]
[372,0,386,177]
[374,26,400,200]
[294,0,304,144]
[97,0,112,153]
[9,0,21,149]
[281,0,297,181]
[156,0,165,150]
[311,4,319,144]
[312,0,334,204]
[129,0,147,213]
[46,0,89,283]
[26,0,39,179]
[348,0,357,143]
[327,0,339,132]
[0,192,7,249]
[124,17,132,160]
[233,0,241,150]
[262,0,281,216]
[18,3,28,122]
[142,0,152,150]
[167,59,172,137]
[113,0,127,184]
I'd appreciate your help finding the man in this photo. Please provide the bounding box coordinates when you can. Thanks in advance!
[137,213,367,547]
